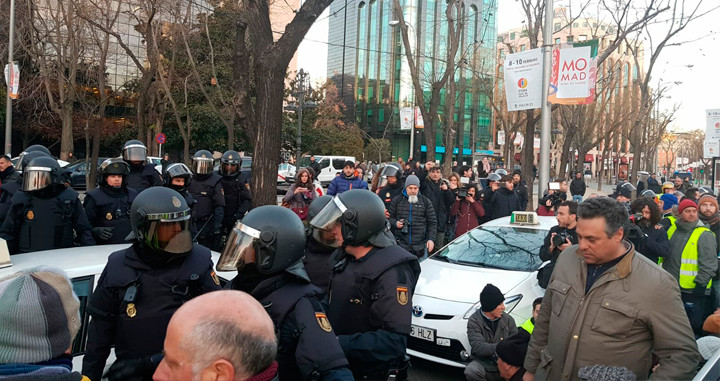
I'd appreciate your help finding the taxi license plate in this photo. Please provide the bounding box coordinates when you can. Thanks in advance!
[410,325,435,342]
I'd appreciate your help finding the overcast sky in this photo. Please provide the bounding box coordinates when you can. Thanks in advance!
[299,0,719,133]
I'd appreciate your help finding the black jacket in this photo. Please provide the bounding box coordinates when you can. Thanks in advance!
[537,225,578,288]
[630,223,669,264]
[388,191,438,252]
[514,181,529,211]
[420,178,453,233]
[487,187,522,220]
[569,178,586,196]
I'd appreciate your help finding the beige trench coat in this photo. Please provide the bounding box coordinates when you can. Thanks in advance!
[524,243,701,380]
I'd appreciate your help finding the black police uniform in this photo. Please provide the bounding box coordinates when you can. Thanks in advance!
[82,244,220,381]
[84,186,138,244]
[217,170,252,233]
[303,238,337,291]
[127,163,162,192]
[188,172,225,247]
[0,186,95,253]
[378,183,404,210]
[0,178,20,226]
[328,246,420,379]
[228,269,353,381]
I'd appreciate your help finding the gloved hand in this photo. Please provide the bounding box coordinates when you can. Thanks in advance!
[91,227,114,241]
[103,353,163,381]
[692,284,708,296]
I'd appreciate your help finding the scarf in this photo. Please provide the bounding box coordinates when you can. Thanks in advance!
[699,212,720,228]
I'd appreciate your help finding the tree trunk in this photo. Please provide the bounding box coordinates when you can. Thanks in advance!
[558,130,575,180]
[521,109,536,209]
[251,68,285,207]
[60,104,74,160]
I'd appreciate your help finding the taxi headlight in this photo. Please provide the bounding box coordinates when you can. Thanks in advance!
[462,294,523,319]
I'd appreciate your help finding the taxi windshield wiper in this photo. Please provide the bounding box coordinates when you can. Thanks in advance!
[457,260,507,270]
[433,255,458,264]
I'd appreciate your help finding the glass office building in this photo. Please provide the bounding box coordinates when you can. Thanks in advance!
[327,0,497,161]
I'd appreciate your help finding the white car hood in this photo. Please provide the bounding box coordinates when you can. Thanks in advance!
[416,258,531,303]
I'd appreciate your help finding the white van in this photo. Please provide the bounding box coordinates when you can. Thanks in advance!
[299,155,356,185]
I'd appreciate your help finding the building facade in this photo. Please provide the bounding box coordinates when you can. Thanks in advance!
[328,0,498,162]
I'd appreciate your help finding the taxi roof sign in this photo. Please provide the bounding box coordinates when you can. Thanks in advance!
[510,211,540,225]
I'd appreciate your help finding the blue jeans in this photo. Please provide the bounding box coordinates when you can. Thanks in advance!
[573,195,583,203]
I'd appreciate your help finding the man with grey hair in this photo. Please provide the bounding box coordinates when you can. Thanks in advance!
[523,196,700,381]
[389,174,437,259]
[153,290,279,381]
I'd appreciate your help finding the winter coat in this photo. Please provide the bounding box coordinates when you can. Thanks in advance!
[569,178,586,196]
[421,178,453,233]
[487,187,522,220]
[525,243,701,381]
[536,205,555,216]
[632,224,669,264]
[283,184,317,211]
[467,310,517,371]
[450,198,485,239]
[388,191,437,252]
[515,181,529,211]
[327,175,367,195]
[662,218,717,294]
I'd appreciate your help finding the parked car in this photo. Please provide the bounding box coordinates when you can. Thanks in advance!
[65,157,109,189]
[0,243,236,375]
[293,155,356,185]
[407,212,553,368]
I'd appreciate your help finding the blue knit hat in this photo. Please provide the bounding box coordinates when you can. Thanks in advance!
[659,193,678,211]
[0,267,81,364]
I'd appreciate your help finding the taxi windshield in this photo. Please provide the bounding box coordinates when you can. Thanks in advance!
[432,226,547,272]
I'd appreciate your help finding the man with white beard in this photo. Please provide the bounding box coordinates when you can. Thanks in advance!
[389,174,438,260]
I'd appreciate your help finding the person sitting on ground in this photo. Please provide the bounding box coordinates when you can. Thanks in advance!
[0,267,84,381]
[465,284,518,381]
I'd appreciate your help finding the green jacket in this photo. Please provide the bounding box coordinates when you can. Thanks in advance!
[664,218,717,294]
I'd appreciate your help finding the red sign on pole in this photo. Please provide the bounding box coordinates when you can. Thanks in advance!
[156,133,166,144]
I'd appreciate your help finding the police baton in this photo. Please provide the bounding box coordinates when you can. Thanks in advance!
[193,213,214,242]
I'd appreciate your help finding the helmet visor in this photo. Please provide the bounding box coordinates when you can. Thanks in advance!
[192,158,214,175]
[378,177,389,188]
[217,222,260,271]
[309,196,346,231]
[23,167,52,191]
[123,145,147,162]
[144,216,192,254]
[165,163,192,179]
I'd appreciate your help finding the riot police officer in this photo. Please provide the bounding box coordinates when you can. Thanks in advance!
[218,205,353,381]
[217,150,252,235]
[187,150,225,249]
[122,139,162,192]
[82,187,221,381]
[15,144,52,173]
[304,195,341,290]
[0,156,95,253]
[162,163,195,207]
[83,158,138,244]
[310,189,420,380]
[377,163,404,209]
[0,150,48,226]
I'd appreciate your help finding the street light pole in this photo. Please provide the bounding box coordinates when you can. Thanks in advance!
[538,0,554,197]
[295,69,307,167]
[5,0,16,157]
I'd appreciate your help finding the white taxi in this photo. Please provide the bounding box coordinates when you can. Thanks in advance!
[407,212,554,368]
[0,244,233,375]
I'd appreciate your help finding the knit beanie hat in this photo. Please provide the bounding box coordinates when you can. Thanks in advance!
[698,194,719,211]
[678,198,698,214]
[659,193,678,211]
[697,336,720,361]
[0,267,81,364]
[496,330,531,367]
[480,283,504,312]
[578,365,637,381]
[404,175,420,189]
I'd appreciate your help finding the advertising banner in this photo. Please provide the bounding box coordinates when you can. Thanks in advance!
[400,107,413,130]
[704,140,719,159]
[415,107,424,129]
[705,109,720,140]
[503,48,543,111]
[549,41,598,105]
[497,130,505,145]
[4,63,19,100]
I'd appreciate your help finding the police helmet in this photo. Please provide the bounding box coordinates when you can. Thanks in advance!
[495,168,508,176]
[217,206,308,278]
[487,173,502,182]
[23,156,61,192]
[307,196,341,248]
[129,187,193,255]
[16,151,50,174]
[617,182,636,199]
[16,145,52,173]
[640,189,657,199]
[310,189,396,248]
[122,140,147,162]
[99,158,130,187]
[163,163,193,192]
[219,150,241,176]
[378,163,403,188]
[698,186,714,196]
[675,191,685,200]
[191,150,214,175]
[661,182,674,193]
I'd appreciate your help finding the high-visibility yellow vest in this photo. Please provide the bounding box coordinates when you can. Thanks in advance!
[658,216,677,265]
[665,221,712,290]
[520,318,534,334]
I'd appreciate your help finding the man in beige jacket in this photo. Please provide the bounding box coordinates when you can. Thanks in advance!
[523,197,701,381]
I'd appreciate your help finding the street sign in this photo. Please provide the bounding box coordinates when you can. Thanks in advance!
[155,133,166,145]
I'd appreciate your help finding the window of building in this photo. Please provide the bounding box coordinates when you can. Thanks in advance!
[573,22,579,28]
[567,35,574,42]
[554,22,561,32]
[510,32,516,40]
[555,37,561,44]
[582,22,589,27]
[579,35,587,41]
[520,45,526,51]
